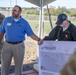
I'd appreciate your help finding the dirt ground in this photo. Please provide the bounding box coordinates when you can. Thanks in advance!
[24,37,38,64]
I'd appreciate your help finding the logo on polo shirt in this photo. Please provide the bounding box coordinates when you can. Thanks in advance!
[7,23,11,26]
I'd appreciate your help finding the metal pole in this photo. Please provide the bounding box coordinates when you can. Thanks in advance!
[47,5,53,29]
[16,0,17,5]
[38,0,43,38]
[42,0,44,38]
[37,0,43,66]
[10,0,11,16]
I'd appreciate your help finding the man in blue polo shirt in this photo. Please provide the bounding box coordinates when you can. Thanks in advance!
[0,5,43,75]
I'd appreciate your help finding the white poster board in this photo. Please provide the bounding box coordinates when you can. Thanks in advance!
[39,41,76,75]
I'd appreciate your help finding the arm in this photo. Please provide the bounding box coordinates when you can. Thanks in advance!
[30,34,43,45]
[0,32,4,42]
[71,25,76,41]
[25,21,43,45]
[0,32,4,50]
[43,26,59,40]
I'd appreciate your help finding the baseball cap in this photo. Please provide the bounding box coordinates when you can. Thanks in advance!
[56,13,67,25]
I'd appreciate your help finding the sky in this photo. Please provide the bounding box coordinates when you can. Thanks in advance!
[0,0,76,8]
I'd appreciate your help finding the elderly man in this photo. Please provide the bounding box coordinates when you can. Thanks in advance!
[43,13,76,41]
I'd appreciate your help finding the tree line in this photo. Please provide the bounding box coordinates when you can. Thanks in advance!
[22,6,76,17]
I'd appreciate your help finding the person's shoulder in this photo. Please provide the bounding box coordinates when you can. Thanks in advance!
[0,13,5,20]
[5,16,12,20]
[21,17,29,24]
[4,16,14,22]
[21,17,27,21]
[54,25,61,30]
[69,22,76,30]
[70,22,76,28]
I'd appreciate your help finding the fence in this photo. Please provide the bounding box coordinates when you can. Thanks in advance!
[0,10,76,22]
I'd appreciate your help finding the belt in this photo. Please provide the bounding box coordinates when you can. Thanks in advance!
[6,41,23,44]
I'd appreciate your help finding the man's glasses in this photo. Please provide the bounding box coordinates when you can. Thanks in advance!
[12,10,20,12]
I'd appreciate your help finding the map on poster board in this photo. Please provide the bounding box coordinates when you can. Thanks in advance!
[39,41,76,75]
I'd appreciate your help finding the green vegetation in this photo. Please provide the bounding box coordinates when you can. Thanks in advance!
[27,20,76,35]
[21,7,76,36]
[22,7,76,17]
[27,20,52,34]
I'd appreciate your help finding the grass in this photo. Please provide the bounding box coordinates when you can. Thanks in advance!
[27,20,56,34]
[28,20,76,33]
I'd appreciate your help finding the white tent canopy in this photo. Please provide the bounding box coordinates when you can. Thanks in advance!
[25,0,55,7]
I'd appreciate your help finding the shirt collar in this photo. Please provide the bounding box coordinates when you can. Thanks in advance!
[61,22,70,31]
[11,16,22,23]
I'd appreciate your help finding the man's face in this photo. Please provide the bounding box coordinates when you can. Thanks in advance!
[12,7,21,18]
[60,20,68,27]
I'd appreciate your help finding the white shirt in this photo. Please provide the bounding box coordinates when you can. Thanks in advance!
[60,22,70,31]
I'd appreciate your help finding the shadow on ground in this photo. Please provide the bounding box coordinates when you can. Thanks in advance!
[0,63,35,75]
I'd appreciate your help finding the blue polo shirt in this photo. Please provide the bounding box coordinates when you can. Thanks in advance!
[0,16,34,42]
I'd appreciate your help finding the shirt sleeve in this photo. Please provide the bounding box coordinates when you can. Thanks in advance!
[71,25,76,41]
[43,26,59,40]
[25,22,34,36]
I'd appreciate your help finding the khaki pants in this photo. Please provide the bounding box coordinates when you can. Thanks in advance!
[1,41,25,75]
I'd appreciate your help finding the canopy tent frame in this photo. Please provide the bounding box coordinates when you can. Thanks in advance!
[25,0,55,38]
